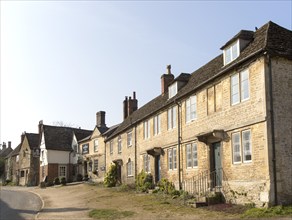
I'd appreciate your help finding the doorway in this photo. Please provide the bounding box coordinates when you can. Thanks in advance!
[210,142,222,187]
[154,155,161,183]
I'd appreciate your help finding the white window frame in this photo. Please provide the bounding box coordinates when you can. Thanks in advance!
[127,159,133,177]
[94,139,98,152]
[143,120,150,139]
[186,143,198,168]
[58,165,66,177]
[231,69,250,105]
[167,106,176,130]
[168,147,177,170]
[127,131,132,147]
[168,82,177,99]
[232,130,252,164]
[143,154,151,173]
[117,136,122,154]
[153,114,161,136]
[186,95,197,123]
[223,39,240,65]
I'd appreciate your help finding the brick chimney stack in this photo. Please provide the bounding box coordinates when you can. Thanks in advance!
[2,142,6,150]
[8,141,11,149]
[123,92,138,119]
[96,111,106,128]
[161,65,174,95]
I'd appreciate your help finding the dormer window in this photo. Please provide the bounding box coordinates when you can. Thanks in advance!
[168,82,177,99]
[223,39,239,65]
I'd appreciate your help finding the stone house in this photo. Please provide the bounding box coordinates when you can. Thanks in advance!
[0,142,13,182]
[105,21,291,206]
[39,121,92,183]
[77,111,118,182]
[5,144,21,184]
[18,132,40,186]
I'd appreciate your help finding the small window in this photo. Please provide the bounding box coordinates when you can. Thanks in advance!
[143,120,150,139]
[59,165,66,177]
[143,154,151,173]
[127,159,133,177]
[168,82,177,99]
[168,147,177,170]
[117,136,122,153]
[20,170,25,177]
[168,106,176,130]
[153,114,161,136]
[224,40,239,65]
[232,130,252,164]
[127,131,132,147]
[231,69,250,105]
[186,95,197,122]
[94,159,99,171]
[94,139,99,152]
[186,143,198,168]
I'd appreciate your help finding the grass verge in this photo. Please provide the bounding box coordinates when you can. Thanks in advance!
[241,205,292,218]
[89,209,136,219]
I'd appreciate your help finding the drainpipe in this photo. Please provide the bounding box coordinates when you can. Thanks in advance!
[267,55,277,205]
[175,100,182,190]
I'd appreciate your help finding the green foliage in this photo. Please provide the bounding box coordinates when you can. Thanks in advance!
[77,174,83,181]
[136,170,154,192]
[104,164,118,187]
[45,181,54,187]
[61,177,67,185]
[54,177,60,185]
[241,205,292,218]
[157,178,176,195]
[89,208,135,219]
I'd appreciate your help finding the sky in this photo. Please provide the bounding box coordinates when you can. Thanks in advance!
[0,1,291,149]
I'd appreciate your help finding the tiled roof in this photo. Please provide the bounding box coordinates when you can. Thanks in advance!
[10,144,21,157]
[26,133,40,149]
[43,125,92,151]
[0,147,13,158]
[108,21,292,140]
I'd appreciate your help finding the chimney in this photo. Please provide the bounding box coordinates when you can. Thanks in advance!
[21,132,25,143]
[123,96,128,119]
[161,65,174,95]
[2,142,6,150]
[96,111,106,127]
[8,141,11,149]
[128,91,138,116]
[38,120,43,134]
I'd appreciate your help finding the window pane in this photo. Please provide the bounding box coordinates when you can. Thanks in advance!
[186,144,192,168]
[225,47,231,64]
[168,149,172,170]
[232,133,241,163]
[173,107,176,128]
[193,143,198,167]
[242,130,252,162]
[231,74,239,104]
[173,148,177,169]
[190,96,197,120]
[232,43,239,59]
[241,70,250,100]
[186,99,191,122]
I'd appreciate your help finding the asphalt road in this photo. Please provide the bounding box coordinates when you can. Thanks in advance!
[0,189,42,220]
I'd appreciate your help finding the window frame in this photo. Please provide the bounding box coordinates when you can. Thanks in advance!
[143,154,151,173]
[167,106,177,130]
[58,165,66,177]
[127,159,133,177]
[186,143,198,169]
[153,114,161,136]
[127,131,132,147]
[168,147,177,171]
[143,120,150,139]
[117,136,122,154]
[223,39,240,65]
[186,95,197,123]
[168,82,178,99]
[231,69,250,105]
[94,139,99,152]
[232,130,252,164]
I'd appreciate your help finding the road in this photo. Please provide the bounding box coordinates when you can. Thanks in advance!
[0,189,42,220]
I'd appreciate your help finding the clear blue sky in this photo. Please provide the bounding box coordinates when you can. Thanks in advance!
[1,1,291,148]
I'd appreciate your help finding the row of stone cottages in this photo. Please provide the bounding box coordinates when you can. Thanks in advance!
[0,21,291,207]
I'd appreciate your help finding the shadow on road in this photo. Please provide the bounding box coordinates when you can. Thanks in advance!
[0,200,25,220]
